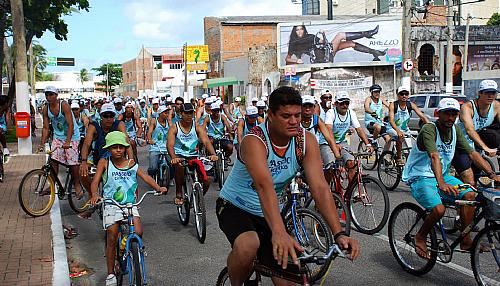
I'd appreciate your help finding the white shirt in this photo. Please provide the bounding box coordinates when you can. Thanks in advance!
[325,108,361,129]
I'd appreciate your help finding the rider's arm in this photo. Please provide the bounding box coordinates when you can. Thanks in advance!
[388,102,401,133]
[62,102,74,144]
[196,125,217,156]
[350,111,371,146]
[80,125,95,163]
[411,102,430,124]
[317,118,341,158]
[382,98,390,109]
[237,119,244,145]
[201,116,209,130]
[147,119,156,144]
[117,122,134,159]
[167,124,177,159]
[137,167,162,192]
[82,115,90,131]
[222,116,232,139]
[90,158,107,199]
[364,97,373,114]
[460,102,491,152]
[496,101,500,123]
[135,114,142,138]
[40,105,49,147]
[195,106,203,123]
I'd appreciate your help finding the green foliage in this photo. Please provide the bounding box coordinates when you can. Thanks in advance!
[39,72,54,81]
[32,43,47,80]
[79,68,89,82]
[92,63,122,93]
[487,13,500,26]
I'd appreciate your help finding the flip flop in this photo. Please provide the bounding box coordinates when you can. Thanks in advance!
[174,196,184,206]
[415,244,431,260]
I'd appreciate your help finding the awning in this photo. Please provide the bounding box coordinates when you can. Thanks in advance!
[204,77,239,88]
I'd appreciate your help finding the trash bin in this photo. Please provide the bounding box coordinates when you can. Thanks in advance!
[14,112,30,138]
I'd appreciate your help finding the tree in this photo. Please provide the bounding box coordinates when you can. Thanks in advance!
[92,63,122,95]
[487,13,500,26]
[32,42,47,81]
[79,68,89,83]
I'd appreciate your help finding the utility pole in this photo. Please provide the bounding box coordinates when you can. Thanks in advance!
[29,43,34,102]
[183,42,188,96]
[327,0,333,20]
[401,0,413,91]
[462,13,471,95]
[445,0,455,93]
[106,63,109,96]
[11,0,32,154]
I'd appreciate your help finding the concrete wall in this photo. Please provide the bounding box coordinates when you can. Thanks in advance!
[461,0,499,25]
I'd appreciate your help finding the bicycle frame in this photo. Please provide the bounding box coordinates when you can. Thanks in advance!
[281,178,310,246]
[157,152,169,182]
[41,158,72,196]
[120,206,148,285]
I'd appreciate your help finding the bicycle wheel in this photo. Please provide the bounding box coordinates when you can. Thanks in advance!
[129,240,145,286]
[216,267,230,286]
[177,177,190,226]
[358,141,378,170]
[192,183,207,243]
[471,223,500,286]
[377,151,401,191]
[68,181,91,213]
[0,151,4,183]
[18,169,56,217]
[442,205,460,234]
[284,208,334,283]
[158,164,170,188]
[388,202,437,276]
[218,158,225,190]
[306,192,351,236]
[347,176,389,234]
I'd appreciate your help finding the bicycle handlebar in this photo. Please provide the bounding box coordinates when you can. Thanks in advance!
[299,244,347,265]
[95,190,163,209]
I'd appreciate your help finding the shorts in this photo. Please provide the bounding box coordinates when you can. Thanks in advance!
[320,144,335,166]
[410,175,472,210]
[216,198,300,273]
[0,124,6,133]
[339,142,355,162]
[366,122,387,135]
[451,152,472,174]
[103,204,140,229]
[212,138,233,150]
[51,138,80,166]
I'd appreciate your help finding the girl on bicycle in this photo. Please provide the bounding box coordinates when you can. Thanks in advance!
[89,131,167,286]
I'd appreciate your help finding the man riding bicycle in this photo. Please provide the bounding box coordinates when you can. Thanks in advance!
[217,86,359,286]
[202,102,234,161]
[234,106,264,149]
[147,105,171,182]
[364,84,391,147]
[121,102,142,162]
[167,103,218,206]
[388,86,429,166]
[454,79,500,185]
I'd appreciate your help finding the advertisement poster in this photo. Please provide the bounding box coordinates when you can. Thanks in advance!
[277,18,402,68]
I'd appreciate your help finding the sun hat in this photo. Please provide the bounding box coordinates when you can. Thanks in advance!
[140,99,146,103]
[320,89,331,96]
[437,98,460,112]
[246,106,259,118]
[251,97,259,102]
[157,105,168,114]
[202,93,209,99]
[335,91,350,102]
[100,103,117,115]
[70,102,80,109]
[479,80,498,93]
[125,101,135,108]
[256,100,266,108]
[211,102,221,110]
[261,95,268,102]
[45,86,58,94]
[205,97,214,104]
[180,103,195,112]
[103,131,130,149]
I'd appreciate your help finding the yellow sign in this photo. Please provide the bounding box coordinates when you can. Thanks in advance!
[187,63,208,71]
[186,45,209,63]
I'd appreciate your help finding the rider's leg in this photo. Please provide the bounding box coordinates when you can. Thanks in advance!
[0,129,6,149]
[459,191,476,249]
[106,222,120,276]
[174,163,185,199]
[320,145,335,184]
[223,141,234,158]
[133,216,143,237]
[451,153,475,185]
[415,204,444,256]
[70,165,82,196]
[228,231,259,285]
[382,134,392,152]
[346,160,356,184]
[396,137,403,160]
[130,140,138,162]
[147,151,160,178]
[372,124,381,140]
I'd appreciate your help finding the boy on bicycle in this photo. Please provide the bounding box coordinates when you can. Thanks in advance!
[364,84,391,148]
[147,105,171,181]
[89,131,167,286]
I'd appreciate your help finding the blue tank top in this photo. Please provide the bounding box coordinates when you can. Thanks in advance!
[458,100,495,148]
[92,120,120,161]
[317,106,328,145]
[402,123,457,183]
[76,114,85,137]
[392,102,411,132]
[198,109,208,126]
[139,107,148,118]
[150,118,169,152]
[103,159,139,205]
[233,118,257,144]
[301,115,322,143]
[220,122,305,217]
[123,116,136,139]
[114,108,124,120]
[330,109,352,144]
[207,115,225,139]
[365,97,384,126]
[174,121,199,157]
[151,108,159,119]
[0,114,5,127]
[47,100,80,141]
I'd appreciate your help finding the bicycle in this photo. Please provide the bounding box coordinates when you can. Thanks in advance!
[95,191,163,286]
[176,157,211,243]
[213,137,229,190]
[154,152,170,188]
[388,182,500,285]
[216,244,347,286]
[377,132,416,191]
[18,149,90,217]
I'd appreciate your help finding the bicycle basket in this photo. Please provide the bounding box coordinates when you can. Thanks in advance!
[481,188,500,221]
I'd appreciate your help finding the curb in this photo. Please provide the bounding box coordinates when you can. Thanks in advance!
[51,196,71,285]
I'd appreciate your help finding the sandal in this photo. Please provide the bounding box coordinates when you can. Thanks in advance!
[414,244,431,260]
[63,225,78,239]
[174,196,184,206]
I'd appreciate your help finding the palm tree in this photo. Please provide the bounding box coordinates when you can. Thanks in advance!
[79,68,89,83]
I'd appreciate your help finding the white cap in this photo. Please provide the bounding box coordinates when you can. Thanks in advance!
[157,105,168,114]
[256,100,266,108]
[148,94,155,99]
[205,97,214,104]
[114,97,122,104]
[100,103,116,115]
[437,98,461,112]
[251,97,259,102]
[152,98,159,104]
[320,89,331,96]
[479,80,498,92]
[210,95,217,102]
[45,86,58,94]
[335,91,350,102]
[261,95,268,101]
[397,86,410,94]
[246,106,259,117]
[166,96,172,102]
[234,96,241,102]
[211,102,221,110]
[202,93,209,99]
[302,95,315,105]
[140,99,146,103]
[125,101,134,108]
[70,102,80,109]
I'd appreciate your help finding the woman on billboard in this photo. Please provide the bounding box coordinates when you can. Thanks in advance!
[285,24,387,64]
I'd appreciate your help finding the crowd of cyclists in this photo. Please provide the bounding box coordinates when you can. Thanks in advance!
[13,79,500,285]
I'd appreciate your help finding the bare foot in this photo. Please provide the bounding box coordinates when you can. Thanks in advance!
[414,232,431,259]
[460,236,474,251]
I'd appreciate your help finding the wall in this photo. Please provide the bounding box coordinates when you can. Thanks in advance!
[204,17,221,78]
[461,0,499,25]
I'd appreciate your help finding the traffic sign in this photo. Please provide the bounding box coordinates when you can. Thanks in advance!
[46,56,57,66]
[186,45,209,63]
[284,75,299,81]
[395,62,402,71]
[403,59,414,72]
[284,65,296,76]
[57,57,75,66]
[187,63,208,71]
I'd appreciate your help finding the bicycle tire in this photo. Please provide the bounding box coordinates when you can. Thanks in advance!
[157,163,170,188]
[130,240,144,286]
[68,181,90,213]
[358,140,378,170]
[471,223,500,286]
[216,267,229,286]
[177,177,190,226]
[18,169,56,217]
[347,176,389,234]
[388,202,437,276]
[284,208,334,283]
[377,151,401,191]
[0,150,4,183]
[218,158,225,190]
[442,205,460,234]
[193,183,206,243]
[332,192,352,236]
[115,233,124,286]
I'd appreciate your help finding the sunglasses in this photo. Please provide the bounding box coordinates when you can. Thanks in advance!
[71,108,79,111]
[321,96,332,100]
[337,101,350,106]
[399,92,409,97]
[302,103,315,108]
[183,111,194,115]
[101,112,115,118]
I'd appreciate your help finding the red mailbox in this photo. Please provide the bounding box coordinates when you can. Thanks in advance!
[14,112,30,138]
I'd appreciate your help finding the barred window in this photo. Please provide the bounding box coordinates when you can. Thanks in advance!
[303,0,320,15]
[418,44,435,76]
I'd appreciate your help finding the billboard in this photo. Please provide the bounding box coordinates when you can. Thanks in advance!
[277,18,402,68]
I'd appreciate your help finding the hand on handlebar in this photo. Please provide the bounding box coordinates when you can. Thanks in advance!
[208,155,218,162]
[366,145,375,153]
[170,157,183,165]
[158,187,168,194]
[335,235,360,261]
[438,183,459,196]
[89,194,102,206]
[272,230,304,269]
[484,147,498,158]
[62,141,71,149]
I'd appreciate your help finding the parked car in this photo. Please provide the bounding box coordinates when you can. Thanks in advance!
[408,93,467,130]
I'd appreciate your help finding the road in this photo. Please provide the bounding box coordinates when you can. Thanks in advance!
[62,136,479,286]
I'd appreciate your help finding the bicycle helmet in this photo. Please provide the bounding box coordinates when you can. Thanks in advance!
[369,84,382,93]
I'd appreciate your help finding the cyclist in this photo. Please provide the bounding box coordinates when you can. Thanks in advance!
[455,79,500,185]
[113,97,124,119]
[217,86,359,286]
[138,98,149,120]
[173,97,184,123]
[234,106,264,150]
[71,101,89,150]
[364,84,391,147]
[167,103,218,205]
[0,95,9,162]
[147,105,171,181]
[251,97,258,106]
[88,131,168,286]
[388,86,429,166]
[256,100,267,119]
[402,98,500,259]
[197,97,213,125]
[202,102,234,162]
[91,99,103,122]
[39,86,82,197]
[122,102,142,159]
[325,91,374,183]
[229,96,245,121]
[149,98,160,120]
[316,89,332,119]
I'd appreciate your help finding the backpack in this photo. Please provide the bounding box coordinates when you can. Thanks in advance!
[394,100,413,116]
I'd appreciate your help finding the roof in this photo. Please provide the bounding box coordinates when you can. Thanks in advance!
[143,47,182,56]
[206,15,374,25]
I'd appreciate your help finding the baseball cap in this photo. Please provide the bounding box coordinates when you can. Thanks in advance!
[320,89,331,96]
[157,105,168,114]
[166,96,172,103]
[125,101,134,108]
[251,97,259,102]
[140,99,146,103]
[201,93,209,99]
[114,97,122,104]
[148,94,155,99]
[205,97,214,104]
[397,86,410,94]
[180,103,195,112]
[210,95,217,102]
[70,102,80,109]
[302,95,316,105]
[246,106,259,118]
[479,80,498,93]
[335,91,350,102]
[261,95,268,102]
[211,102,221,110]
[100,103,117,115]
[152,98,159,104]
[103,131,130,149]
[437,98,460,112]
[256,100,266,108]
[234,96,241,102]
[45,86,58,94]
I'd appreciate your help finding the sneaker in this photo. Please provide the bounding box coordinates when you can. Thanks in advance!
[105,274,117,286]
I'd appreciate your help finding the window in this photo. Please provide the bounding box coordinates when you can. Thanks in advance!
[169,64,182,69]
[428,96,439,108]
[418,44,435,76]
[302,0,320,15]
[410,96,427,108]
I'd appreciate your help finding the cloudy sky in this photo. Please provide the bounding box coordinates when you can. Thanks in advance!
[39,0,301,72]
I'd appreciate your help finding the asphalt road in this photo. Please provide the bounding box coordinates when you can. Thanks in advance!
[62,136,481,286]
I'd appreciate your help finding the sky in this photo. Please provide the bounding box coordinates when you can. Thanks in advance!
[39,0,302,73]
